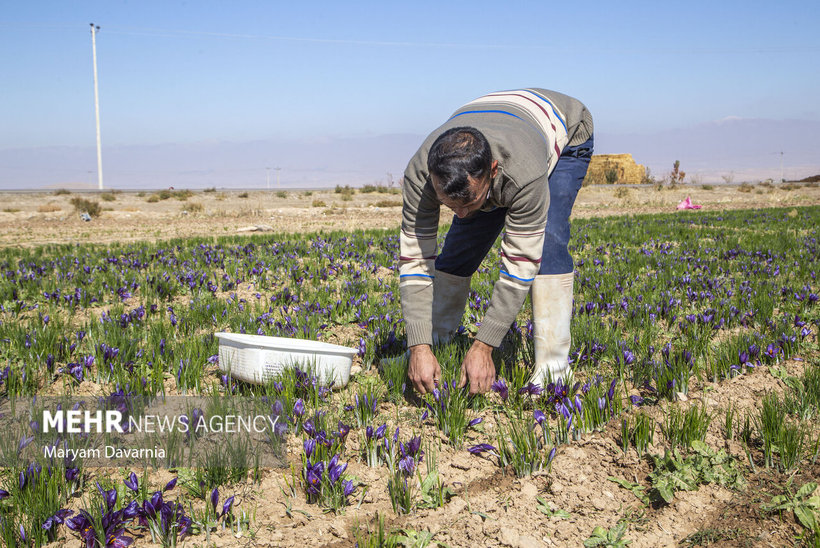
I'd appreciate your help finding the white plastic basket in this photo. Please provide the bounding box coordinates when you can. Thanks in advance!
[215,332,358,388]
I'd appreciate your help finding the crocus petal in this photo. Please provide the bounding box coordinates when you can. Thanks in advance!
[124,472,139,492]
[221,495,235,517]
[468,443,496,455]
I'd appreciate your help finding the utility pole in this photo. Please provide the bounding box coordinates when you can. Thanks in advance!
[780,151,784,183]
[275,167,281,188]
[266,167,271,190]
[90,23,104,190]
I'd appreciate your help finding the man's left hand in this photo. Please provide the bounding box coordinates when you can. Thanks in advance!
[458,340,496,395]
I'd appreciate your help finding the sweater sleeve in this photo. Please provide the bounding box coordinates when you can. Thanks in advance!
[476,174,549,347]
[399,171,440,347]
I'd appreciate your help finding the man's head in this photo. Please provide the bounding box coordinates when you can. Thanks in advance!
[428,127,498,219]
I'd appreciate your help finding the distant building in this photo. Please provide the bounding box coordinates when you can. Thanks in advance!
[584,154,646,185]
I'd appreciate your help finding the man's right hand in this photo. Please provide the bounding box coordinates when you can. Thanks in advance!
[408,344,442,395]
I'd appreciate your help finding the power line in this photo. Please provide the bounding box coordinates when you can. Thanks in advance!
[2,22,818,54]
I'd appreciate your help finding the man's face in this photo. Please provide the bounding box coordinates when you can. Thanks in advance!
[432,174,491,219]
[432,160,498,219]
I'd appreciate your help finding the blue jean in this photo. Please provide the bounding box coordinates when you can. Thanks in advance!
[435,135,594,276]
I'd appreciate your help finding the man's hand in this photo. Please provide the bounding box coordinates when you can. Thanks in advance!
[458,340,496,395]
[408,345,442,395]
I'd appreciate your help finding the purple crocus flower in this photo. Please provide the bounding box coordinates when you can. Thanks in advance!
[405,435,422,457]
[293,398,305,417]
[468,443,496,455]
[491,378,509,401]
[398,455,416,475]
[764,343,779,359]
[328,457,347,484]
[304,438,316,460]
[557,402,571,420]
[0,489,8,500]
[42,508,73,531]
[468,417,483,427]
[124,472,139,493]
[547,446,557,464]
[221,496,235,517]
[342,479,355,497]
[164,478,177,492]
[66,511,96,544]
[608,378,617,401]
[519,382,544,397]
[210,488,219,513]
[18,435,34,453]
[122,500,139,520]
[533,409,546,425]
[272,399,284,416]
[336,421,351,441]
[65,467,80,482]
[629,395,644,407]
[622,349,635,365]
[304,461,324,495]
[96,482,117,510]
[748,344,760,358]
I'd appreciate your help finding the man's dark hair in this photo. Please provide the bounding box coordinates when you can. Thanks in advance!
[427,127,492,202]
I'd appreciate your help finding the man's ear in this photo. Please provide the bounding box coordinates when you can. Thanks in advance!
[490,160,499,178]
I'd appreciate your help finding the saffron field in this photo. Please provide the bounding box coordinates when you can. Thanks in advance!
[1,205,819,547]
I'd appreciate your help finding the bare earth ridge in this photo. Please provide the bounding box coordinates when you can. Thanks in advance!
[1,182,819,248]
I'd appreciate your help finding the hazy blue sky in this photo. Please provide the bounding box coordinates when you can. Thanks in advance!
[1,0,819,187]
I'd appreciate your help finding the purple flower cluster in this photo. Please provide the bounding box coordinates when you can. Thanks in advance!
[60,476,191,547]
[64,355,94,382]
[301,449,355,508]
[395,433,423,477]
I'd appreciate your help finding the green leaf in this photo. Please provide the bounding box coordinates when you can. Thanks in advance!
[583,528,608,547]
[607,476,648,504]
[690,440,708,453]
[419,471,438,494]
[794,506,817,531]
[797,482,818,500]
[536,496,571,519]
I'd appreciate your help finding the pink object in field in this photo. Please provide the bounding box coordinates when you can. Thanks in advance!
[676,196,702,210]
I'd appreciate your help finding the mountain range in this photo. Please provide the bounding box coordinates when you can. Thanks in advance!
[1,117,817,189]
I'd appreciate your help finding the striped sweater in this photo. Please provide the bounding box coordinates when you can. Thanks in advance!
[400,88,593,348]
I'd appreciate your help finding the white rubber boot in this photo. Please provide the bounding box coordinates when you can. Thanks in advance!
[432,270,471,345]
[529,272,575,387]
